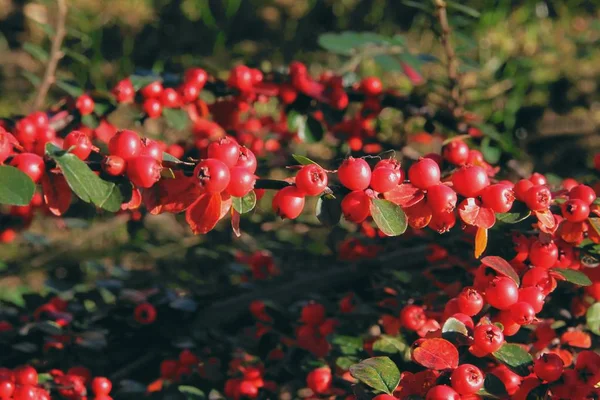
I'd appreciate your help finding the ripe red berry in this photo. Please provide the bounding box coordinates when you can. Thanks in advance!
[524,185,551,211]
[452,165,490,198]
[160,88,181,108]
[180,82,200,103]
[306,367,331,394]
[329,87,348,110]
[472,324,504,354]
[485,276,518,310]
[112,78,135,103]
[63,130,93,160]
[126,156,162,188]
[529,172,547,186]
[109,130,142,160]
[194,159,231,193]
[208,138,240,168]
[341,190,371,223]
[408,158,440,190]
[522,267,555,295]
[102,156,126,176]
[30,111,49,129]
[0,379,14,399]
[140,139,163,161]
[301,303,326,326]
[427,184,458,214]
[400,305,426,331]
[226,167,256,197]
[425,385,460,400]
[369,166,400,193]
[140,81,164,98]
[360,77,383,97]
[134,302,157,324]
[296,164,328,196]
[184,68,208,89]
[495,310,521,336]
[457,287,484,316]
[235,147,257,173]
[272,186,305,219]
[337,157,371,191]
[510,301,536,325]
[491,365,522,395]
[228,65,254,92]
[372,395,396,400]
[451,364,484,395]
[529,240,558,269]
[375,158,403,179]
[481,184,515,213]
[533,353,564,382]
[12,385,37,400]
[279,84,298,104]
[92,377,112,395]
[143,98,163,118]
[14,366,37,386]
[513,179,534,202]
[562,178,578,191]
[76,94,95,115]
[569,184,596,205]
[518,286,545,313]
[10,153,44,183]
[442,140,469,165]
[561,199,590,222]
[429,210,456,233]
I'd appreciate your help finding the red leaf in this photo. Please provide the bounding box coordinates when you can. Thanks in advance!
[535,210,557,233]
[121,187,142,210]
[474,227,488,259]
[560,331,591,349]
[558,220,586,244]
[384,184,425,208]
[185,192,222,234]
[411,338,458,370]
[220,192,232,219]
[404,200,432,229]
[481,256,520,285]
[457,198,495,228]
[143,171,202,215]
[231,209,241,237]
[41,173,72,216]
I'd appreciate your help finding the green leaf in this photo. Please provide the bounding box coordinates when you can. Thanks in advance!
[336,356,358,370]
[292,154,319,166]
[586,303,600,336]
[55,80,84,97]
[23,42,48,62]
[130,75,162,91]
[45,143,122,212]
[37,373,53,384]
[178,385,205,399]
[22,70,41,86]
[551,268,592,286]
[492,343,533,376]
[0,166,35,206]
[481,137,501,164]
[370,199,407,236]
[318,33,358,55]
[374,54,402,72]
[232,191,256,214]
[63,48,90,65]
[349,356,400,395]
[316,195,342,227]
[447,1,481,18]
[288,111,324,143]
[482,373,508,397]
[332,335,363,356]
[442,317,468,336]
[81,114,99,129]
[162,108,191,131]
[372,335,407,354]
[163,152,183,163]
[496,201,530,224]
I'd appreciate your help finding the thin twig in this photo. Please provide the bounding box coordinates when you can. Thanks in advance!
[434,0,464,117]
[31,0,68,111]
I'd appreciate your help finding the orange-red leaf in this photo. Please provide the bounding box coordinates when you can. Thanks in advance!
[535,210,557,233]
[384,184,424,208]
[41,173,72,216]
[404,200,432,229]
[560,331,591,349]
[481,256,520,285]
[121,187,142,210]
[458,197,495,228]
[186,192,222,234]
[220,192,232,219]
[558,220,586,244]
[144,171,202,215]
[411,338,458,370]
[474,227,488,259]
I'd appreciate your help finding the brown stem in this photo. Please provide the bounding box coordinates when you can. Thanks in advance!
[434,0,464,118]
[31,0,68,112]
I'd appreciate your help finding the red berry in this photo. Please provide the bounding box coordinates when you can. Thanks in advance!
[562,178,578,191]
[408,158,440,190]
[372,395,396,400]
[491,365,522,395]
[529,172,547,186]
[569,184,596,205]
[160,88,180,108]
[76,94,95,115]
[15,118,37,144]
[239,380,258,398]
[250,68,263,85]
[301,303,326,326]
[442,140,469,165]
[140,139,163,161]
[180,82,200,103]
[429,210,456,233]
[472,324,504,354]
[524,185,551,211]
[375,158,403,180]
[370,166,400,193]
[140,81,164,98]
[360,77,383,96]
[228,65,253,92]
[425,385,460,400]
[10,153,44,183]
[400,305,426,331]
[533,353,564,382]
[561,199,589,222]
[485,276,518,310]
[112,78,135,103]
[481,184,515,213]
[63,130,93,160]
[126,156,162,188]
[518,286,545,313]
[510,301,536,325]
[235,147,257,173]
[194,159,230,193]
[0,379,14,399]
[296,164,328,196]
[272,186,305,219]
[495,310,521,336]
[134,302,157,324]
[452,165,490,198]
[306,367,331,394]
[109,130,142,160]
[102,156,126,176]
[451,364,484,395]
[226,167,256,197]
[513,179,534,202]
[341,190,371,223]
[279,84,297,104]
[179,349,199,366]
[338,157,371,191]
[522,267,555,295]
[143,98,163,118]
[329,87,348,110]
[12,385,36,400]
[208,138,240,168]
[457,287,484,316]
[160,360,178,379]
[30,111,49,129]
[529,240,558,269]
[427,184,457,214]
[14,366,37,386]
[184,68,208,89]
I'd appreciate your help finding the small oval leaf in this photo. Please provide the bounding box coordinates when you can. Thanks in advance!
[492,343,533,376]
[316,195,342,227]
[550,268,592,286]
[232,191,256,214]
[481,256,520,286]
[0,165,35,206]
[411,338,459,370]
[349,356,400,395]
[370,199,407,236]
[586,303,600,336]
[292,154,319,166]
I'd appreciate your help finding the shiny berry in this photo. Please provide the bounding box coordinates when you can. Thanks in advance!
[337,157,371,191]
[561,199,590,222]
[485,276,518,310]
[0,379,14,399]
[134,302,157,324]
[524,185,551,211]
[160,88,181,108]
[513,179,534,201]
[226,167,256,197]
[442,140,469,165]
[529,172,547,186]
[472,324,504,354]
[63,130,93,160]
[569,184,596,205]
[533,353,564,382]
[91,377,112,395]
[12,385,36,400]
[76,94,95,115]
[452,165,490,198]
[126,156,162,188]
[427,184,458,214]
[208,138,240,168]
[194,159,231,193]
[481,184,515,213]
[301,303,326,326]
[370,166,400,193]
[510,301,536,325]
[457,287,484,316]
[180,82,200,103]
[529,240,558,269]
[10,153,44,183]
[235,147,257,173]
[306,367,331,394]
[518,286,545,313]
[143,98,163,118]
[425,385,460,400]
[341,190,371,223]
[408,158,440,190]
[108,130,142,160]
[522,267,555,295]
[140,81,164,98]
[112,78,135,103]
[400,305,426,331]
[429,210,456,233]
[184,68,208,89]
[140,139,163,161]
[360,77,383,96]
[272,186,305,219]
[451,364,484,395]
[296,164,328,196]
[102,156,126,176]
[227,65,253,92]
[14,366,37,386]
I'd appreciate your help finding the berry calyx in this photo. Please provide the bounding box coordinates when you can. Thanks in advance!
[524,185,551,211]
[194,159,231,193]
[134,302,157,324]
[296,164,328,196]
[472,323,504,354]
[481,184,515,213]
